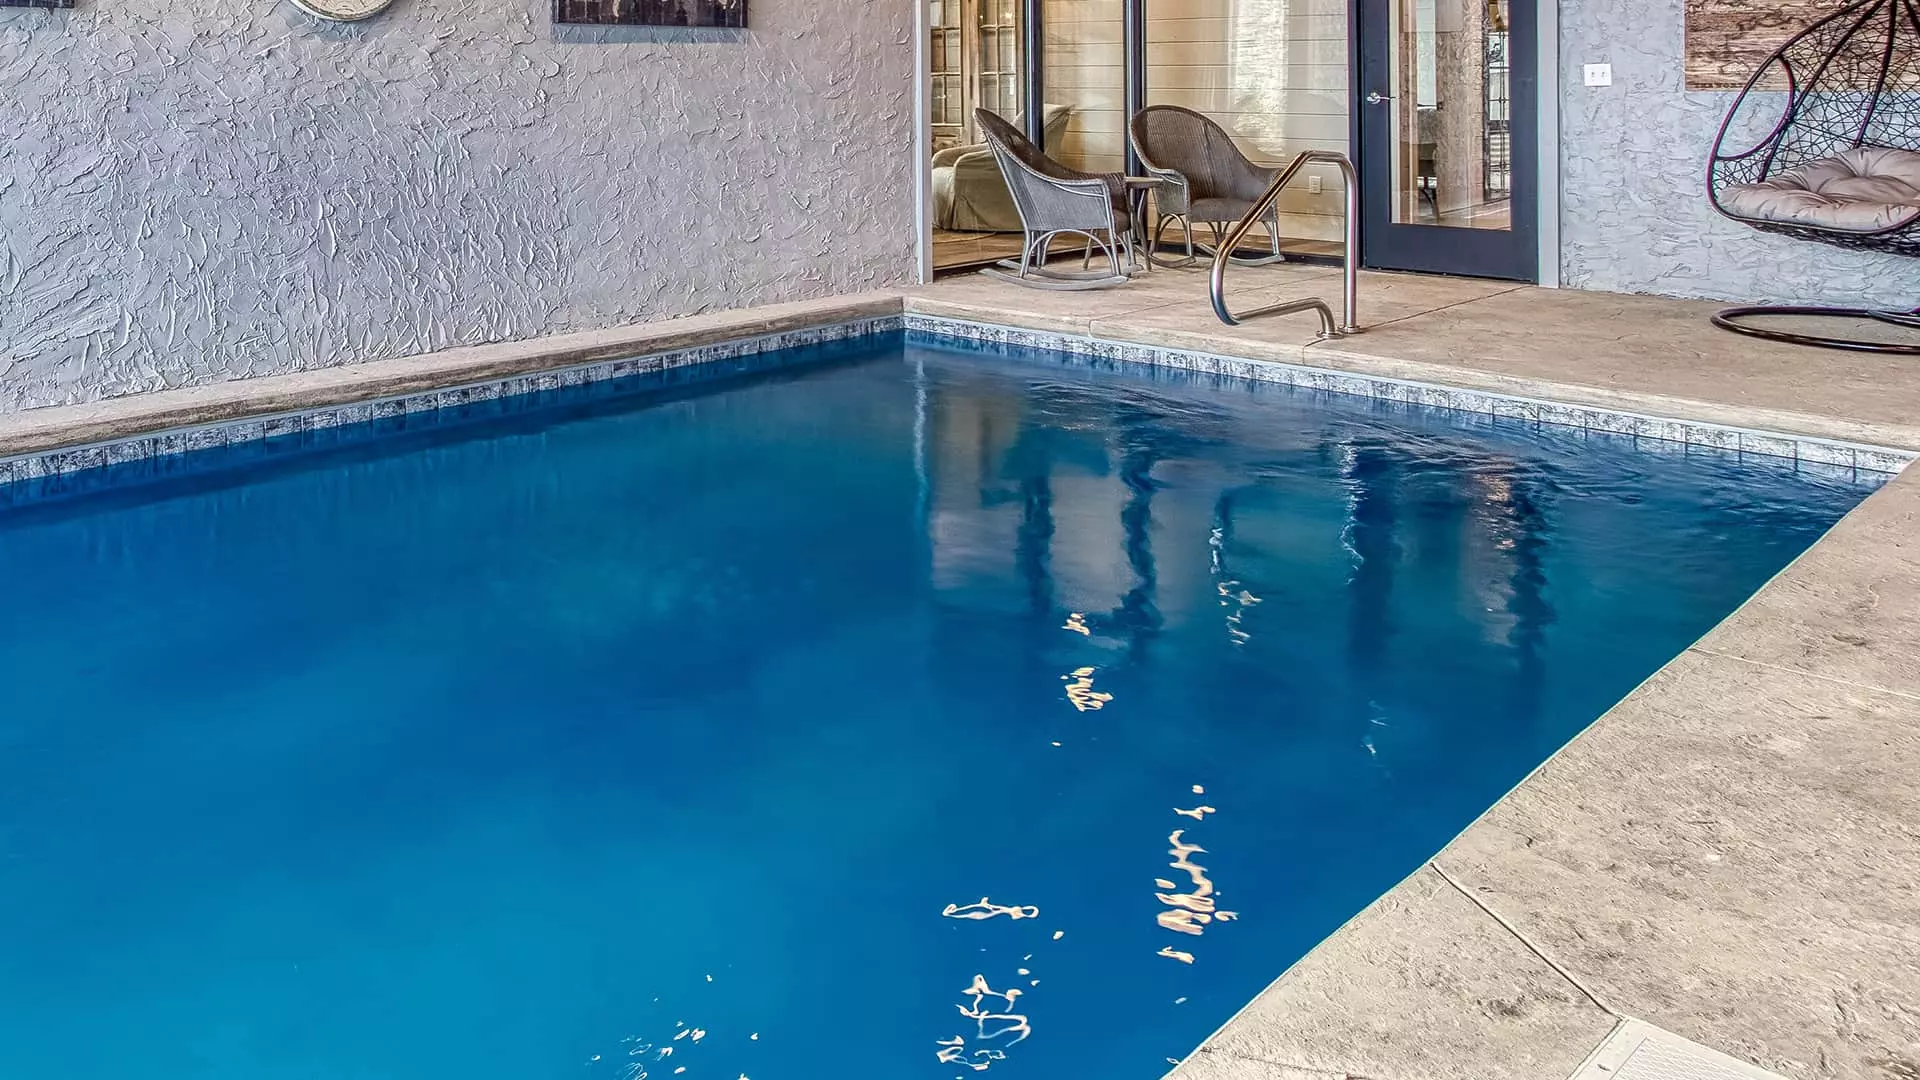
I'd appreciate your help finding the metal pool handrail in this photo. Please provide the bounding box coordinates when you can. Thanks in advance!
[1209,151,1361,337]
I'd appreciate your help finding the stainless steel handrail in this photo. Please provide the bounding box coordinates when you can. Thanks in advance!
[1209,151,1360,336]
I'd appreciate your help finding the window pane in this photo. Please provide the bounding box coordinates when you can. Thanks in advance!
[1388,0,1512,228]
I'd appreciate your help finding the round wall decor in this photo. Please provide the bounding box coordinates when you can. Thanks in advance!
[291,0,396,21]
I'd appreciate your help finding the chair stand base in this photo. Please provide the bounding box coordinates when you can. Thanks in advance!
[1197,219,1288,267]
[1712,304,1920,354]
[1146,247,1202,269]
[981,227,1140,291]
[1145,243,1285,269]
[980,264,1133,291]
[1145,217,1201,268]
[1147,216,1288,268]
[1194,243,1290,267]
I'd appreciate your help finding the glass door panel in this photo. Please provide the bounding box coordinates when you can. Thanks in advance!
[1043,0,1126,172]
[1388,0,1510,229]
[1358,0,1535,278]
[1145,0,1353,258]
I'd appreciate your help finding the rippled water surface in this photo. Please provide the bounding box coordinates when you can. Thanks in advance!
[0,335,1877,1080]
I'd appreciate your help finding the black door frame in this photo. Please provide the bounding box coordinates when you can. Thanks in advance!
[1023,0,1046,147]
[1018,0,1145,172]
[1349,0,1539,281]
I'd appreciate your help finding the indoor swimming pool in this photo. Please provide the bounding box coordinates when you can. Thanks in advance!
[0,332,1878,1080]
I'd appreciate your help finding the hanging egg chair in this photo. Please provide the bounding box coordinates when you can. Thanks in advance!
[1706,0,1920,352]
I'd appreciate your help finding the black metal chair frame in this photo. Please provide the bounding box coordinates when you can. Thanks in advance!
[1706,0,1920,353]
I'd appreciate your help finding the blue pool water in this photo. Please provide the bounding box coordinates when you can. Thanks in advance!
[0,335,1876,1080]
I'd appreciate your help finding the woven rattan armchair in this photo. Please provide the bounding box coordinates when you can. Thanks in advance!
[1129,105,1285,267]
[932,104,1074,232]
[975,109,1138,290]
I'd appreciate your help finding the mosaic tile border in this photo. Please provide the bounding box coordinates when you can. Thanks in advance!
[904,314,1916,477]
[4,306,1907,512]
[0,316,903,509]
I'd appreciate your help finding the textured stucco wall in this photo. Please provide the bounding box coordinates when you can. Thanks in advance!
[0,0,914,412]
[1557,0,1920,304]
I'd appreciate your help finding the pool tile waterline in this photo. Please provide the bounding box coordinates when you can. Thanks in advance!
[0,314,1907,509]
[0,318,900,507]
[903,316,1914,477]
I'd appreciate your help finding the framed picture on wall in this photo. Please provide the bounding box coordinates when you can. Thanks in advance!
[555,0,744,27]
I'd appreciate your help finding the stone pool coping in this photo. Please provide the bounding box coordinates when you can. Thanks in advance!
[1,288,1912,487]
[1170,462,1920,1080]
[0,293,902,462]
[902,315,1911,476]
[2,282,1914,1077]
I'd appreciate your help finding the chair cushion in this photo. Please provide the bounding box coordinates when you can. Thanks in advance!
[1720,146,1920,233]
[1189,196,1262,224]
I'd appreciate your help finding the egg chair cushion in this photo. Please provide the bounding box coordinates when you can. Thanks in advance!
[1718,146,1920,234]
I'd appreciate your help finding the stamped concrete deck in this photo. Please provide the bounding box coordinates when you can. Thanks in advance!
[1163,470,1920,1080]
[2,265,1916,1079]
[903,267,1920,1080]
[907,265,1920,452]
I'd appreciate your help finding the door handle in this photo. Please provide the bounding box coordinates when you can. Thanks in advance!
[1365,91,1394,105]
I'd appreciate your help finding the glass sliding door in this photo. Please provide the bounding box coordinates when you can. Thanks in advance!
[1144,0,1352,257]
[1044,0,1127,172]
[928,0,1031,270]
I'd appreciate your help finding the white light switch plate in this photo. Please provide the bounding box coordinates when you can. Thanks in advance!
[1584,62,1613,86]
[1307,175,1323,194]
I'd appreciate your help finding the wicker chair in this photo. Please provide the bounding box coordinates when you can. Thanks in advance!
[1130,105,1285,267]
[975,108,1137,290]
[932,104,1074,232]
[1706,0,1920,351]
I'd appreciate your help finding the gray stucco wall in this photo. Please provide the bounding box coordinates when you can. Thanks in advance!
[1557,0,1920,305]
[0,0,914,412]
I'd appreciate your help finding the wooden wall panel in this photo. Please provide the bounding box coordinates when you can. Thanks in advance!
[1685,0,1833,89]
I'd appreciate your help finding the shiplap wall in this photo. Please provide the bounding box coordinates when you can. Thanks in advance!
[1147,0,1350,241]
[1041,0,1350,243]
[1044,0,1128,171]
